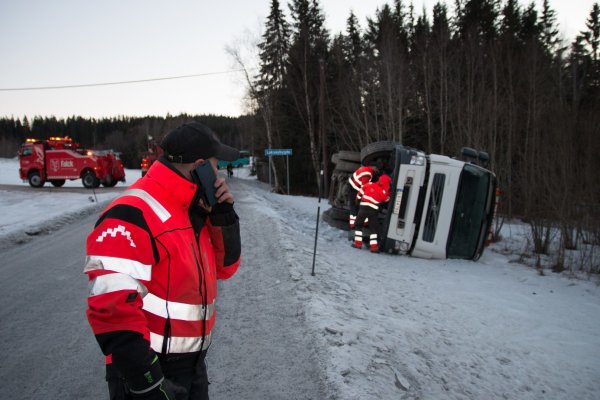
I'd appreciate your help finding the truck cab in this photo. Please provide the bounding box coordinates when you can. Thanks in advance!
[380,145,497,260]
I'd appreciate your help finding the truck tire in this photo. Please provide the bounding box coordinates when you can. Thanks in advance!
[337,150,361,163]
[28,171,45,188]
[103,180,118,187]
[335,159,361,173]
[322,208,350,231]
[82,172,100,189]
[360,141,398,165]
[102,175,118,187]
[328,206,350,221]
[50,179,66,187]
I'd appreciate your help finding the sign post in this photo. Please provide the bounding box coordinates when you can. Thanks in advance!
[264,148,293,195]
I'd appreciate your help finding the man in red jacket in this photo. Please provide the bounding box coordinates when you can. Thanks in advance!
[352,174,391,252]
[347,164,378,229]
[84,122,241,400]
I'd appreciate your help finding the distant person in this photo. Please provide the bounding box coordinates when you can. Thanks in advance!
[347,163,379,229]
[352,174,391,253]
[84,122,242,400]
[227,162,233,178]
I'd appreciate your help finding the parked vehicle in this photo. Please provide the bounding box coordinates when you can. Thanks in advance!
[217,150,251,169]
[140,139,163,177]
[18,136,126,188]
[326,142,498,260]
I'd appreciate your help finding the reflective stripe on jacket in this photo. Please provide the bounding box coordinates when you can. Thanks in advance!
[85,160,241,361]
[348,166,375,191]
[357,181,390,210]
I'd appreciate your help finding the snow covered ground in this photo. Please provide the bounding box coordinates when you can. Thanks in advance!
[1,157,599,399]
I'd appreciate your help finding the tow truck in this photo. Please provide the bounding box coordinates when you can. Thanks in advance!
[327,142,498,260]
[140,138,162,177]
[18,136,126,188]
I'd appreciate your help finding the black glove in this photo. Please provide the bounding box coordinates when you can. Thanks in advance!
[126,355,175,400]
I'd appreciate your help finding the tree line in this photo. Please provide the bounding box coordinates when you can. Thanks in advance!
[0,114,250,169]
[242,0,599,273]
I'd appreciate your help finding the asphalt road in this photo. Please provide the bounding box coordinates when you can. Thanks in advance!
[0,211,106,399]
[0,178,327,400]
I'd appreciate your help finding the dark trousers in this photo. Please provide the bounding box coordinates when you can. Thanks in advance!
[355,206,380,238]
[107,352,209,400]
[348,187,359,216]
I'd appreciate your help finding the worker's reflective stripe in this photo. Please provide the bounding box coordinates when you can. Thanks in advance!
[150,331,212,353]
[143,292,214,322]
[360,201,379,210]
[85,255,152,281]
[88,273,148,297]
[354,171,371,180]
[123,188,171,223]
[370,234,378,245]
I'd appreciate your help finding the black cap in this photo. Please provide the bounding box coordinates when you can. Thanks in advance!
[160,122,240,163]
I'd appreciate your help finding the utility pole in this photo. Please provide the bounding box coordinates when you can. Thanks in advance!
[319,58,329,196]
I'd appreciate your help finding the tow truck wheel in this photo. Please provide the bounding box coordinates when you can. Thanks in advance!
[28,171,45,188]
[50,179,66,187]
[82,172,99,189]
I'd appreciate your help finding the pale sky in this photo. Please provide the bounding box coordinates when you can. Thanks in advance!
[0,0,593,120]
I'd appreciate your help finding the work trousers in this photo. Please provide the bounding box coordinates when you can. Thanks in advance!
[106,352,209,400]
[355,206,380,240]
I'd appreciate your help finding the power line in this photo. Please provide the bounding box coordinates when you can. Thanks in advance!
[0,69,249,91]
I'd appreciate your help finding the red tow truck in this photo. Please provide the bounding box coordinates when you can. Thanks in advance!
[18,136,126,188]
[140,139,163,177]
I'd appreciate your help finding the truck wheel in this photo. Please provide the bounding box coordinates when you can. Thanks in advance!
[28,171,45,188]
[102,175,117,187]
[337,150,361,163]
[50,179,66,187]
[82,172,99,189]
[335,160,361,173]
[360,141,398,165]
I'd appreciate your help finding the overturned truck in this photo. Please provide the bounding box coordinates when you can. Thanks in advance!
[326,142,498,260]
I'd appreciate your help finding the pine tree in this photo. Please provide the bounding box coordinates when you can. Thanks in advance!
[258,0,290,91]
[539,0,560,55]
[582,3,600,62]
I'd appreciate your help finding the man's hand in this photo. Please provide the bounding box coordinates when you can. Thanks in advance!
[214,177,234,204]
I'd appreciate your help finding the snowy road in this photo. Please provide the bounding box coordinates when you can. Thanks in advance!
[1,166,599,400]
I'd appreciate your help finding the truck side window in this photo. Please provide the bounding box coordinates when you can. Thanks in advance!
[22,147,32,156]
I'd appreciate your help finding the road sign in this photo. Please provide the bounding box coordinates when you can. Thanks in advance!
[264,148,293,157]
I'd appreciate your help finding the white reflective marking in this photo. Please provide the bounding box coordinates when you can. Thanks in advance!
[143,293,214,322]
[84,255,152,281]
[96,225,136,247]
[150,332,212,353]
[360,202,379,210]
[88,273,148,297]
[123,188,171,222]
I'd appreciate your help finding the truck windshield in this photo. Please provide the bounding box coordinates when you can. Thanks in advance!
[447,164,492,259]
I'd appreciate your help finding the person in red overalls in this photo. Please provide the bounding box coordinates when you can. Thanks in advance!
[352,174,391,252]
[84,122,241,400]
[347,164,379,229]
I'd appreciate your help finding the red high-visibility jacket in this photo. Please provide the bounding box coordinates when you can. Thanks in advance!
[348,165,376,191]
[357,175,391,210]
[84,159,240,370]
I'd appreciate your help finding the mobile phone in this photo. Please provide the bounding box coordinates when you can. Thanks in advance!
[192,162,218,207]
